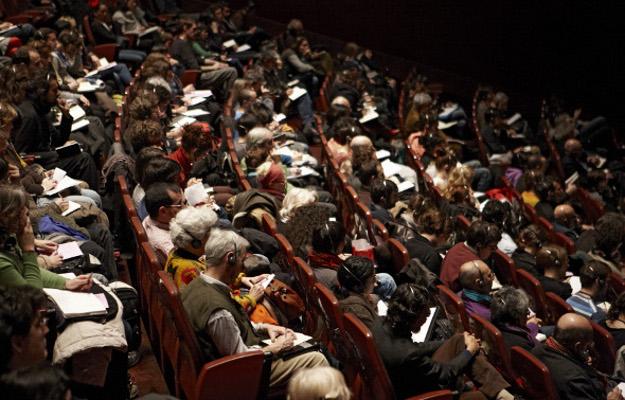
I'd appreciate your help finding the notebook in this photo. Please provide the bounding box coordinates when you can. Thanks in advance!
[411,307,438,343]
[43,288,108,319]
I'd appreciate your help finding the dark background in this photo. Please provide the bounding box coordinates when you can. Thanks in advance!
[223,1,625,129]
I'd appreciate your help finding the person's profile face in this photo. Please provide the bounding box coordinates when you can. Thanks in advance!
[478,242,497,260]
[17,309,50,367]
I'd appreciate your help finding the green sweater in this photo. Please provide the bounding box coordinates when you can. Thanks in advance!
[0,247,67,289]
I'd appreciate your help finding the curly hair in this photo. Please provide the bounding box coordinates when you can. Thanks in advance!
[385,283,430,338]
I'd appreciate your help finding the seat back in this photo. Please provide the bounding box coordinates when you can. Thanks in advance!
[342,313,396,400]
[551,232,576,254]
[274,233,295,270]
[180,69,200,87]
[591,320,616,375]
[261,213,278,236]
[194,350,266,400]
[492,250,519,287]
[409,389,455,400]
[516,269,549,322]
[510,346,559,400]
[456,214,471,232]
[436,285,470,332]
[469,312,515,381]
[607,272,625,303]
[314,282,344,334]
[372,219,390,242]
[574,188,604,224]
[545,291,573,322]
[82,15,96,45]
[387,238,409,275]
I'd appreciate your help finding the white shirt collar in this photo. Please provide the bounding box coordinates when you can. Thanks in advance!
[199,272,230,290]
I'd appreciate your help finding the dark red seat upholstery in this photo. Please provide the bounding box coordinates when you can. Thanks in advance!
[436,285,471,332]
[510,346,559,400]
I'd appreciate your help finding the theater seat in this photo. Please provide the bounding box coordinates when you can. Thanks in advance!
[436,285,471,332]
[510,346,559,400]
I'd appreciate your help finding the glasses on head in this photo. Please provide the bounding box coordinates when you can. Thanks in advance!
[36,308,55,327]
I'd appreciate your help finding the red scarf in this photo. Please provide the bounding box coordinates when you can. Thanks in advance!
[308,251,342,270]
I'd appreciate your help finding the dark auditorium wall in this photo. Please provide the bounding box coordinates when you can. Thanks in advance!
[241,0,624,129]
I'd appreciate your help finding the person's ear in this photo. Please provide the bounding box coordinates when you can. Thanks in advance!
[11,335,25,356]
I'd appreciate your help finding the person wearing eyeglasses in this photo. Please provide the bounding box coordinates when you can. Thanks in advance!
[142,182,186,260]
[458,260,495,321]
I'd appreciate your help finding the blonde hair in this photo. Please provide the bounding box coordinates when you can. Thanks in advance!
[287,367,351,400]
[279,188,317,222]
[447,165,474,188]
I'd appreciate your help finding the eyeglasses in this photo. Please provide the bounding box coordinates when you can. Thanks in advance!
[36,308,55,327]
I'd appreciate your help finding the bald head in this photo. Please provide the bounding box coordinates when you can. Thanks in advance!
[554,313,593,352]
[331,96,351,110]
[459,260,493,293]
[564,138,582,154]
[554,204,574,220]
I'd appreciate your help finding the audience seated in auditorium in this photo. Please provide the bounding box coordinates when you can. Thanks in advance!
[491,286,541,351]
[287,366,351,400]
[142,182,184,259]
[535,245,573,300]
[566,261,609,321]
[458,260,495,320]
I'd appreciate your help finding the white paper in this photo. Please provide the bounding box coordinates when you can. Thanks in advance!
[57,241,84,260]
[71,118,90,132]
[223,39,237,48]
[505,113,521,126]
[260,274,275,289]
[170,116,197,129]
[381,159,401,178]
[43,288,107,318]
[396,181,415,193]
[44,176,81,196]
[287,166,319,180]
[262,332,312,347]
[187,90,213,98]
[77,79,104,92]
[568,275,581,294]
[375,149,391,160]
[359,109,379,124]
[437,120,458,130]
[287,79,300,87]
[438,104,458,119]
[377,300,388,316]
[235,44,251,53]
[184,96,207,106]
[565,171,580,186]
[52,168,67,182]
[61,200,82,217]
[288,86,307,101]
[69,105,86,120]
[182,109,210,117]
[58,272,77,279]
[273,113,286,123]
[411,307,437,343]
[84,61,117,77]
[89,254,102,265]
[138,26,160,37]
[184,183,209,206]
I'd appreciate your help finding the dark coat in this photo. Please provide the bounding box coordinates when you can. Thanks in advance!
[404,233,442,276]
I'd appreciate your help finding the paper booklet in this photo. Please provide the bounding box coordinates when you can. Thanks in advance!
[138,26,160,37]
[223,39,237,48]
[57,241,84,260]
[43,288,107,319]
[85,59,118,77]
[181,109,210,117]
[170,115,197,129]
[44,176,81,196]
[381,159,401,178]
[359,109,379,124]
[375,149,391,160]
[61,200,82,217]
[236,44,251,53]
[411,307,438,343]
[505,113,521,126]
[184,183,209,206]
[288,86,307,101]
[262,332,312,347]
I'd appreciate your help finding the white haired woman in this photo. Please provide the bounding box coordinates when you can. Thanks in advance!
[287,366,351,400]
[279,188,317,223]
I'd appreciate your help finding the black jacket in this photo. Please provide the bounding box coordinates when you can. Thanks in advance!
[511,249,540,277]
[14,99,72,156]
[538,275,572,300]
[532,343,606,400]
[371,319,473,399]
[405,233,442,275]
[496,323,536,351]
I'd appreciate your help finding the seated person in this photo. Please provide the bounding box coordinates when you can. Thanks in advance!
[369,178,399,229]
[535,245,573,300]
[337,256,396,329]
[0,363,71,400]
[534,176,568,222]
[307,221,346,290]
[482,200,517,256]
[491,286,541,351]
[458,260,495,320]
[554,204,588,243]
[142,182,184,259]
[511,224,543,277]
[0,285,49,373]
[404,208,446,275]
[440,220,501,292]
[181,228,328,389]
[566,261,609,321]
[287,366,350,400]
[372,284,513,400]
[600,292,625,350]
[532,313,622,400]
[168,124,213,185]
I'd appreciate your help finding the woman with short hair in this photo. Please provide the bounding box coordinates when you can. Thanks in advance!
[491,286,541,351]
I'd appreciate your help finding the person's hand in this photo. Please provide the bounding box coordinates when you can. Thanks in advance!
[186,177,202,187]
[45,253,64,269]
[79,95,90,108]
[241,274,269,287]
[527,315,543,327]
[248,284,265,302]
[607,387,624,400]
[265,324,294,342]
[35,239,58,255]
[57,99,71,116]
[265,332,295,354]
[248,26,257,34]
[463,332,481,355]
[17,208,35,252]
[65,274,93,292]
[7,163,20,182]
[41,177,57,192]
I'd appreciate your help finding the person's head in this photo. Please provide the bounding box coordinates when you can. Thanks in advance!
[0,185,29,236]
[259,50,280,70]
[553,313,594,363]
[433,147,457,172]
[579,261,609,299]
[134,147,165,186]
[312,221,345,254]
[128,92,161,122]
[459,260,494,294]
[286,19,304,36]
[0,286,49,373]
[416,208,445,244]
[294,36,310,56]
[0,364,71,400]
[337,256,376,295]
[0,101,17,153]
[178,20,197,39]
[238,88,257,110]
[594,212,625,259]
[287,366,350,400]
[330,96,351,111]
[95,4,111,23]
[564,138,583,157]
[554,204,579,230]
[493,92,509,111]
[144,182,184,223]
[180,124,211,161]
[246,127,273,150]
[447,165,473,188]
[482,200,509,231]
[491,286,531,327]
[385,283,430,337]
[57,30,80,57]
[238,112,260,137]
[517,225,543,254]
[170,206,218,255]
[279,188,317,222]
[608,292,625,322]
[370,179,398,209]
[141,157,181,189]
[535,245,568,276]
[126,120,164,154]
[203,228,250,284]
[466,221,501,260]
[330,116,359,145]
[412,92,432,110]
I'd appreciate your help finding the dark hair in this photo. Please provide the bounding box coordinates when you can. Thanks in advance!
[128,93,159,122]
[535,245,566,272]
[466,221,501,249]
[0,286,47,373]
[126,120,164,154]
[608,292,625,321]
[579,260,609,289]
[249,102,273,125]
[144,182,180,219]
[0,158,8,182]
[337,256,375,294]
[482,200,506,228]
[417,208,444,236]
[238,113,259,137]
[312,221,345,254]
[134,147,165,185]
[0,364,69,399]
[141,157,180,189]
[370,179,398,206]
[595,212,625,255]
[553,325,593,351]
[517,224,542,250]
[385,283,430,337]
[535,176,558,201]
[181,124,210,153]
[330,117,359,144]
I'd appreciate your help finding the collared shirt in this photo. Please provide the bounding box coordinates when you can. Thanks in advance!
[566,292,598,318]
[142,216,174,258]
[198,273,263,356]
